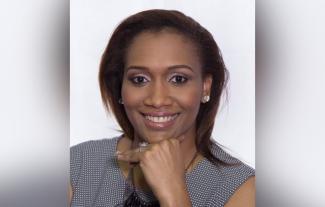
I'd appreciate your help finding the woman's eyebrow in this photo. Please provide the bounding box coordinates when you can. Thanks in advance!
[126,64,194,72]
[125,66,148,71]
[168,65,194,72]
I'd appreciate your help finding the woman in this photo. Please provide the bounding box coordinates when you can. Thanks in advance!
[70,9,255,207]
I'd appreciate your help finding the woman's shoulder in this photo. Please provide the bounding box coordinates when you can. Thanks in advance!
[195,143,254,185]
[70,136,120,155]
[70,136,121,189]
[204,142,255,206]
[210,142,255,174]
[70,136,121,173]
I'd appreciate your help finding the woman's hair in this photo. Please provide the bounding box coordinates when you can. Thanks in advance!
[99,9,229,166]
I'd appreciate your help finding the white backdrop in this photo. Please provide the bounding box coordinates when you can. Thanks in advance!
[70,0,255,167]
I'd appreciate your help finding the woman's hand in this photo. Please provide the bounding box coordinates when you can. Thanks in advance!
[116,138,192,207]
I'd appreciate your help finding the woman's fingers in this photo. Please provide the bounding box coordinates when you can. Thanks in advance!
[116,142,151,163]
[116,148,142,162]
[177,135,186,143]
[116,137,182,163]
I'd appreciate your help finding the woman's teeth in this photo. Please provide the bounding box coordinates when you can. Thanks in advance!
[145,114,178,123]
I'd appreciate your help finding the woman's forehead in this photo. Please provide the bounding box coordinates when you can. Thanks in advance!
[125,31,202,72]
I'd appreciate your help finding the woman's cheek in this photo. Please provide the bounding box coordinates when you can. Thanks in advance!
[122,85,143,106]
[176,89,202,110]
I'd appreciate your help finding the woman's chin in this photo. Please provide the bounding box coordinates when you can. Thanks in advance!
[140,131,177,143]
[145,135,167,143]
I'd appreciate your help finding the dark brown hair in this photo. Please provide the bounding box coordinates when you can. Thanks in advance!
[99,9,229,166]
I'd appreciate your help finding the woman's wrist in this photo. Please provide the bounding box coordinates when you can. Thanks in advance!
[159,193,192,207]
[157,181,192,207]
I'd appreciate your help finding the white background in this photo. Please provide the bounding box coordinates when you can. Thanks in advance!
[70,0,255,167]
[2,0,325,206]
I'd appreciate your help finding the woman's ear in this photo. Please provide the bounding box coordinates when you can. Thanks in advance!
[203,74,212,96]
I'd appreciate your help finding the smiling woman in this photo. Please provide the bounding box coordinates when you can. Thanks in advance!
[70,9,254,207]
[122,31,208,145]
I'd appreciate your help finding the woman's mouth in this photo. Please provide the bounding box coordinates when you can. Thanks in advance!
[145,114,178,122]
[141,112,179,130]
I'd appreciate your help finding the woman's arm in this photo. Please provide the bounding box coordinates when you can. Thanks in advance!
[68,182,73,206]
[224,176,255,207]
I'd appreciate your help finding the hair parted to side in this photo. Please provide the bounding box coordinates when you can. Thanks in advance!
[99,9,229,166]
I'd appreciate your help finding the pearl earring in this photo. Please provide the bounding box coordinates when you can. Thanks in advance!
[118,98,124,104]
[202,95,210,103]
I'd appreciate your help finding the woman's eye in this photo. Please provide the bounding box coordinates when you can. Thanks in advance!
[129,76,149,85]
[170,75,188,84]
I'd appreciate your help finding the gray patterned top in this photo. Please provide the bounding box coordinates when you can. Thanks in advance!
[70,136,254,207]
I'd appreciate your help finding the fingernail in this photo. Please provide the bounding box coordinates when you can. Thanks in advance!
[179,135,185,142]
[115,151,121,155]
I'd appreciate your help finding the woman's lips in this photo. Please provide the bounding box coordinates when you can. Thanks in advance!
[141,113,179,130]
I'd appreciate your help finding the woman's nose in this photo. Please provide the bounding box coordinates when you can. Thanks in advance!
[143,80,172,108]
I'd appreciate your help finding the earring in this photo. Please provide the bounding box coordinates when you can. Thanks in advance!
[202,95,210,103]
[118,98,124,104]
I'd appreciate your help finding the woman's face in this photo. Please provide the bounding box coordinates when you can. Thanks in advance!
[121,31,212,143]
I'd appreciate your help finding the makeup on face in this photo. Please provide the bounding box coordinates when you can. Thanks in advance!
[121,31,210,143]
